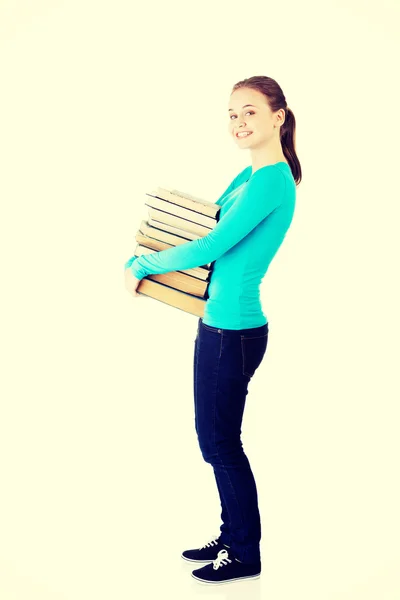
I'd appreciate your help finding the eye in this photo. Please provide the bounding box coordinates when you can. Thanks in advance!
[230,110,255,120]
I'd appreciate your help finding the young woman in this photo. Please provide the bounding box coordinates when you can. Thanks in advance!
[124,75,302,585]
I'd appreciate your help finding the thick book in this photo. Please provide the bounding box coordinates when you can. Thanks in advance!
[145,194,217,228]
[136,278,206,317]
[147,217,202,241]
[146,272,208,297]
[139,219,201,245]
[147,207,214,238]
[135,226,212,269]
[150,186,220,219]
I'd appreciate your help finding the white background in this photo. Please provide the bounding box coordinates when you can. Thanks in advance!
[0,1,399,598]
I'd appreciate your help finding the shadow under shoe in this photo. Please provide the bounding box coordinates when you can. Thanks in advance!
[181,534,231,564]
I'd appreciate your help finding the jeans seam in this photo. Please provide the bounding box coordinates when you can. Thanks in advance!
[213,335,245,536]
[241,335,268,377]
[240,333,268,340]
[194,337,198,434]
[202,322,222,333]
[240,337,248,377]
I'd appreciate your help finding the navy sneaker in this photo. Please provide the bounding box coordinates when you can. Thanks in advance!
[191,548,261,585]
[181,534,231,564]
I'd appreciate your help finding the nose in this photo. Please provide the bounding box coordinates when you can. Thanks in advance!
[232,120,247,134]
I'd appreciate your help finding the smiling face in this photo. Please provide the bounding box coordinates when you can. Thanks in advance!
[228,87,284,149]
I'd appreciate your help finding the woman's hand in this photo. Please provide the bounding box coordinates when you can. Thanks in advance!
[124,268,141,298]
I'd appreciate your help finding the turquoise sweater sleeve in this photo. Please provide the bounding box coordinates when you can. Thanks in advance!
[124,167,248,272]
[125,165,285,280]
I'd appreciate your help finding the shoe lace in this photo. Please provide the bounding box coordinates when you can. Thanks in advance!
[199,534,220,550]
[212,549,232,570]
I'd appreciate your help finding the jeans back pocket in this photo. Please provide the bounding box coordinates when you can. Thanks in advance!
[240,333,268,378]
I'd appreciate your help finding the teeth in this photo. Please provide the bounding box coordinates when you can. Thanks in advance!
[237,132,251,137]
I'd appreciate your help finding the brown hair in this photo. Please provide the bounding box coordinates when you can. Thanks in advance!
[231,76,302,186]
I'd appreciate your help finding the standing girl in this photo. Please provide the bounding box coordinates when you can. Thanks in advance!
[125,75,302,586]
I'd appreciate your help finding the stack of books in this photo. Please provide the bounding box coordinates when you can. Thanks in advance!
[131,186,221,316]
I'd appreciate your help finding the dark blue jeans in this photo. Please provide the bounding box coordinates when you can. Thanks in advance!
[193,316,269,565]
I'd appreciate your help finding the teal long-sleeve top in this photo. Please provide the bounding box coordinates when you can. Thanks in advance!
[124,161,296,330]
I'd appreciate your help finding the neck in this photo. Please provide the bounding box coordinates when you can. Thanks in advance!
[249,139,287,172]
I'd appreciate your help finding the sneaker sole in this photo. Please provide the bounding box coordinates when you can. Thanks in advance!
[191,572,261,585]
[181,554,215,563]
